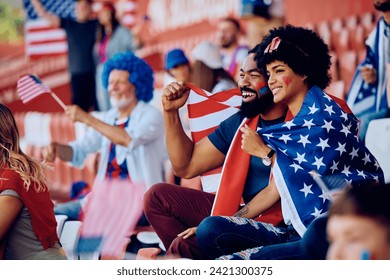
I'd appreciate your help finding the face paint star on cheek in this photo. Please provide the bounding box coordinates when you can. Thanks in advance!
[282,76,293,86]
[256,81,269,95]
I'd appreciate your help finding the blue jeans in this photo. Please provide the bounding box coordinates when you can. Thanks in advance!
[196,216,301,260]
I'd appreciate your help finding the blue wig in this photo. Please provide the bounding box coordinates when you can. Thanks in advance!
[102,52,154,102]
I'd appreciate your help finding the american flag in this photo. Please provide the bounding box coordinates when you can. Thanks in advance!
[77,179,144,258]
[347,18,388,116]
[186,83,241,193]
[23,0,74,59]
[259,85,384,236]
[17,74,51,103]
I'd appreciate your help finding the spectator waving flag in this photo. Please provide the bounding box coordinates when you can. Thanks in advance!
[347,19,387,116]
[186,83,241,192]
[23,0,75,59]
[17,74,66,109]
[259,86,384,237]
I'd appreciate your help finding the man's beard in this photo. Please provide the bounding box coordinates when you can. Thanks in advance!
[240,88,274,118]
[375,1,390,12]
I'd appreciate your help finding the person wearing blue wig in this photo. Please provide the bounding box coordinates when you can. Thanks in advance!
[42,52,166,240]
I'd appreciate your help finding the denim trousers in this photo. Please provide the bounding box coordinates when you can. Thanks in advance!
[196,216,301,260]
[143,183,215,259]
[196,215,329,260]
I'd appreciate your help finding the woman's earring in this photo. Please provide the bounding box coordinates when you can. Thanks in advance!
[302,75,308,81]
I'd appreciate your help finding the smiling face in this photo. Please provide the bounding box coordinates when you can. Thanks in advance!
[326,214,390,260]
[238,53,275,117]
[266,60,308,116]
[108,69,137,109]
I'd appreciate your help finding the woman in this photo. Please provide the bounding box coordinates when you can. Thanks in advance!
[196,25,384,260]
[94,3,135,111]
[191,41,237,93]
[0,104,67,260]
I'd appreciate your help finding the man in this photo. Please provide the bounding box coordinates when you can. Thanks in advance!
[143,45,288,259]
[217,17,249,83]
[31,0,98,112]
[42,52,166,223]
[346,0,390,142]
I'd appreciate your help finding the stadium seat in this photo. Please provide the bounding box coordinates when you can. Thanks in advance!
[329,51,339,81]
[60,220,82,260]
[135,248,162,260]
[55,214,68,237]
[339,50,358,90]
[325,80,345,100]
[365,118,390,183]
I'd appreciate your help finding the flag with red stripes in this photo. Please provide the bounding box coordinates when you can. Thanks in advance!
[17,74,51,103]
[77,179,144,258]
[23,0,73,59]
[186,83,241,192]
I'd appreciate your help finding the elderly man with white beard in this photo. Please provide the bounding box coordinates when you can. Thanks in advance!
[42,52,166,224]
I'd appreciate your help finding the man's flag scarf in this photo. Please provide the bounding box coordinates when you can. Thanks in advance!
[347,17,388,116]
[186,84,283,225]
[186,83,241,193]
[258,86,384,236]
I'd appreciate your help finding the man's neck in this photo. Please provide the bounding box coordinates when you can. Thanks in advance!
[221,43,239,55]
[260,107,287,121]
[118,100,138,119]
[383,11,390,25]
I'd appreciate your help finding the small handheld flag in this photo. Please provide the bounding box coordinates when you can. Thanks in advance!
[77,179,145,259]
[17,74,66,110]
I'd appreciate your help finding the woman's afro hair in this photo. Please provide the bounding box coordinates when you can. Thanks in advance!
[255,24,332,90]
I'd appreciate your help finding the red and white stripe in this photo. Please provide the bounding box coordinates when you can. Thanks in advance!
[17,75,51,104]
[25,18,68,60]
[187,84,241,193]
[80,179,144,257]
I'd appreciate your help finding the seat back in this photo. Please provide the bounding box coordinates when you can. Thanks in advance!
[60,220,82,260]
[365,118,390,183]
[55,214,68,237]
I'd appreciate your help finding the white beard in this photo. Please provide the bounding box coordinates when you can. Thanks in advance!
[110,96,134,109]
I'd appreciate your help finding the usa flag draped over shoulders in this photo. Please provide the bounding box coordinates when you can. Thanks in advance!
[259,86,384,236]
[23,0,75,59]
[186,83,241,192]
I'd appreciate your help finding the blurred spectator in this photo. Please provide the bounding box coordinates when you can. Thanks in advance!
[346,0,390,142]
[191,41,237,93]
[216,17,249,82]
[240,0,285,50]
[165,48,191,84]
[0,104,67,260]
[326,182,390,260]
[31,0,98,112]
[41,52,166,226]
[94,2,136,111]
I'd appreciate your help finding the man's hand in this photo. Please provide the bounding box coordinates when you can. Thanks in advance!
[65,105,91,124]
[162,82,190,112]
[177,227,197,239]
[360,65,377,85]
[41,142,58,162]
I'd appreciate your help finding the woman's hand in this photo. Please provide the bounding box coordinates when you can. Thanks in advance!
[240,124,267,158]
[177,227,197,239]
